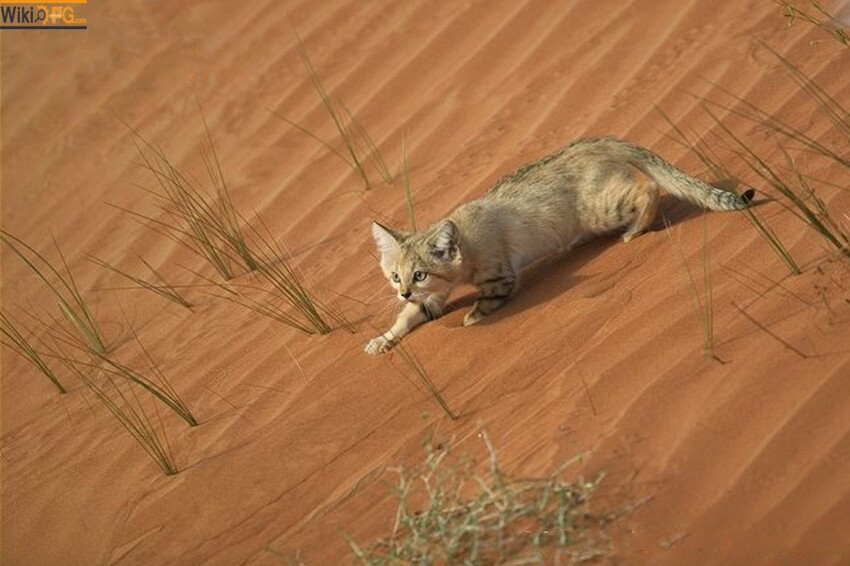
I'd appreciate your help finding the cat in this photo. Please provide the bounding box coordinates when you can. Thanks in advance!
[365,136,754,355]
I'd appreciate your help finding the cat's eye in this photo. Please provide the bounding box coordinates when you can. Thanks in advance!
[391,272,401,283]
[413,271,428,282]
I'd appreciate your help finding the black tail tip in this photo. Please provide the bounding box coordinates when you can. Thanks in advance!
[741,188,756,205]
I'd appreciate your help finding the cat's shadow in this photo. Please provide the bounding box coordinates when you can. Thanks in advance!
[438,191,727,325]
[440,236,612,326]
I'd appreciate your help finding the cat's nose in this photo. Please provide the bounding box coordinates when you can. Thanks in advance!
[400,290,412,300]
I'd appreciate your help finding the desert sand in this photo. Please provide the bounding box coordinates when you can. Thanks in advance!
[3,1,850,564]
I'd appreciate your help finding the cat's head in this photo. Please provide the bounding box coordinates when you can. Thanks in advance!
[371,219,463,307]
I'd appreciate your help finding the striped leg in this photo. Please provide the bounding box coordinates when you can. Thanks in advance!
[622,182,659,243]
[464,263,518,326]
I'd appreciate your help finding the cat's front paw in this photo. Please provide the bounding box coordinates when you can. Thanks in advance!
[365,335,395,355]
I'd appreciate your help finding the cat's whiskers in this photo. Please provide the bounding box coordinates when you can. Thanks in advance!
[424,294,447,318]
[380,296,404,316]
[368,292,400,305]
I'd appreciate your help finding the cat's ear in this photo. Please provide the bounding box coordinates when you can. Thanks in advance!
[428,219,459,262]
[372,221,403,258]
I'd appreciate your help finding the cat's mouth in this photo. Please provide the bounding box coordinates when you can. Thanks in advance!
[400,292,428,306]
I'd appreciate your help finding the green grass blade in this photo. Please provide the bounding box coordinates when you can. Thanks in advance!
[400,133,416,232]
[664,218,717,360]
[394,342,458,420]
[1,231,108,354]
[88,255,193,309]
[1,311,66,393]
[293,30,371,189]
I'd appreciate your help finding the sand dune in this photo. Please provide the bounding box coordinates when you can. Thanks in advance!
[3,0,850,564]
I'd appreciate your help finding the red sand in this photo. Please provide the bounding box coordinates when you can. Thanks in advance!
[3,1,850,564]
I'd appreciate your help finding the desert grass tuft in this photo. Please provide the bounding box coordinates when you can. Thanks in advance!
[665,217,718,360]
[1,311,66,394]
[271,33,392,191]
[195,272,319,335]
[338,99,394,185]
[1,231,108,354]
[88,255,193,309]
[197,103,260,272]
[656,105,802,275]
[55,346,179,475]
[183,214,355,335]
[125,123,248,280]
[123,118,353,335]
[242,215,355,334]
[346,430,608,564]
[785,148,850,250]
[399,134,416,232]
[66,347,198,426]
[702,102,850,260]
[35,312,198,426]
[296,32,369,188]
[741,204,803,275]
[695,45,850,262]
[776,0,850,46]
[394,342,458,420]
[115,323,199,426]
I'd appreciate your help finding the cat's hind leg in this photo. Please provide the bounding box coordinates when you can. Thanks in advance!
[622,181,659,243]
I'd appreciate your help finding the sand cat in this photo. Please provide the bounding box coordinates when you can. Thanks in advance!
[365,136,753,355]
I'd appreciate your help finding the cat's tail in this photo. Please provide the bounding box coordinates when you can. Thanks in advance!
[614,138,755,211]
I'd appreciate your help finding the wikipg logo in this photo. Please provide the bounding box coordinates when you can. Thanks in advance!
[0,1,88,29]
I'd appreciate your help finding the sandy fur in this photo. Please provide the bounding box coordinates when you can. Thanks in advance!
[367,136,752,354]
